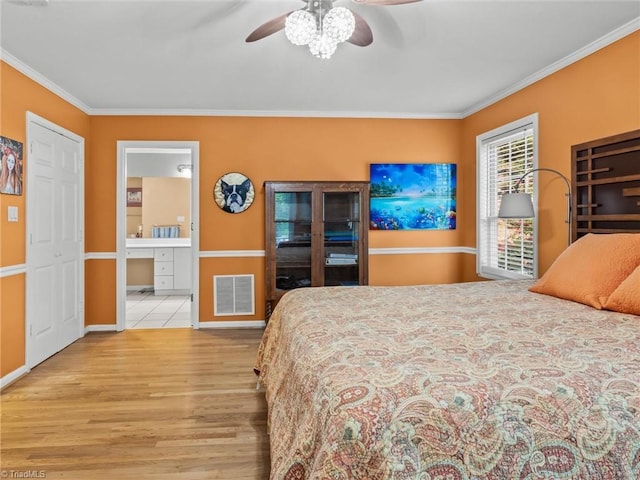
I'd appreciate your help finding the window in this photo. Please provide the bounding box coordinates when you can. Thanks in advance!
[477,113,538,280]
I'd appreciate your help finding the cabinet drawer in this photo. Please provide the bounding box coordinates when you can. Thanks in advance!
[154,261,174,275]
[154,275,174,290]
[154,248,174,261]
[126,248,154,259]
[173,248,192,290]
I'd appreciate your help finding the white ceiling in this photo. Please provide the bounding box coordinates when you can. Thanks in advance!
[1,0,639,118]
[127,149,192,177]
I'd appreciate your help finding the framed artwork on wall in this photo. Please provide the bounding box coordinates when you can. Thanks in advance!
[0,136,24,196]
[127,187,142,207]
[370,163,457,230]
[213,172,255,214]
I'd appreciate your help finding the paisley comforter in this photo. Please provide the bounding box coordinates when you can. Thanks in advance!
[254,280,640,479]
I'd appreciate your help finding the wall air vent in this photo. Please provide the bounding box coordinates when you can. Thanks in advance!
[213,274,255,316]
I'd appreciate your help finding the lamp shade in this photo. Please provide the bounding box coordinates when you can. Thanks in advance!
[498,192,535,218]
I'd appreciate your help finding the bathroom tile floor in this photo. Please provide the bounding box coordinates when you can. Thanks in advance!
[126,290,191,329]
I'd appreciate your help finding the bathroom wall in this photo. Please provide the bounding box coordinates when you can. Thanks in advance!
[141,177,191,238]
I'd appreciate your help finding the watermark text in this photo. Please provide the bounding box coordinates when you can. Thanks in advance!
[0,471,46,479]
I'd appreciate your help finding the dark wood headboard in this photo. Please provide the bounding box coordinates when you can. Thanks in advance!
[571,129,640,242]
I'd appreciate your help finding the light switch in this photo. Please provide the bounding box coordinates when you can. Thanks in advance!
[8,206,18,222]
[177,215,185,222]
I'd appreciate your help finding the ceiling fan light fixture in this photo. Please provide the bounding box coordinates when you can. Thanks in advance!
[323,7,355,43]
[285,10,317,46]
[247,0,420,58]
[309,33,338,59]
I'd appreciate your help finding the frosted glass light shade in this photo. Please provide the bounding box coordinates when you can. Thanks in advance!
[309,33,338,59]
[323,7,355,43]
[498,193,535,218]
[285,10,317,46]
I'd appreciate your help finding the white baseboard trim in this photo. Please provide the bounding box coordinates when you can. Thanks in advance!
[85,322,263,331]
[85,324,118,333]
[127,285,154,292]
[197,320,266,329]
[0,365,29,390]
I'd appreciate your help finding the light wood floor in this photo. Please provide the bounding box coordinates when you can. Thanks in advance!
[1,328,270,480]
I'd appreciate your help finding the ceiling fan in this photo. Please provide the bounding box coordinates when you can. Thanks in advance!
[246,0,422,59]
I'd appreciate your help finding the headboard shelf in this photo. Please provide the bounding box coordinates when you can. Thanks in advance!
[576,173,640,187]
[576,145,640,161]
[571,129,640,241]
[576,168,611,175]
[577,214,640,221]
[576,228,640,234]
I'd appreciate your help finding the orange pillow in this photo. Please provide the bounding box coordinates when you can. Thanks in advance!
[529,233,640,309]
[604,266,640,316]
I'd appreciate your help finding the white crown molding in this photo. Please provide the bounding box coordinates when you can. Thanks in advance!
[462,16,640,117]
[89,108,464,120]
[85,252,117,260]
[0,263,26,278]
[1,49,91,115]
[370,246,476,255]
[3,15,637,120]
[197,320,266,329]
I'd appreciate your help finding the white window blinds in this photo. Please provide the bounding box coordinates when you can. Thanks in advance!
[477,114,538,280]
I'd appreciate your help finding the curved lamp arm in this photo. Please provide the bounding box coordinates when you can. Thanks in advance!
[499,167,572,246]
[514,167,571,196]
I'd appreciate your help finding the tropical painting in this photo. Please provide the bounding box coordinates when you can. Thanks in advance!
[370,163,456,230]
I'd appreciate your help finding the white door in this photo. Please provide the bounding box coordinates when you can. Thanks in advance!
[27,116,84,368]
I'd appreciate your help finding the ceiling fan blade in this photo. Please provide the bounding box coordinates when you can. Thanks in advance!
[245,12,291,42]
[352,0,422,5]
[347,11,373,46]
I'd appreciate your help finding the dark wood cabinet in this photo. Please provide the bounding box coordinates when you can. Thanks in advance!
[264,181,369,317]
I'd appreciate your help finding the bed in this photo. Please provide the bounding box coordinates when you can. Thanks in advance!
[255,130,640,479]
[256,278,639,479]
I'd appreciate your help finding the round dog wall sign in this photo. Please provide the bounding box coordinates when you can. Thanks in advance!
[213,172,255,214]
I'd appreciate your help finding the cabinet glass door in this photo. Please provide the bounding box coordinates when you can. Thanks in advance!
[274,191,313,291]
[323,192,360,286]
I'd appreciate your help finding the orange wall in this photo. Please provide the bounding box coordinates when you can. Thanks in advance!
[0,274,25,376]
[460,31,640,280]
[1,30,638,378]
[88,116,463,322]
[370,253,466,286]
[0,62,90,377]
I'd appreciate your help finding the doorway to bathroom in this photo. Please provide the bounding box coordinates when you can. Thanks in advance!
[116,141,199,331]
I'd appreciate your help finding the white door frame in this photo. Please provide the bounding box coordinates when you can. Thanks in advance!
[116,141,200,331]
[25,111,85,368]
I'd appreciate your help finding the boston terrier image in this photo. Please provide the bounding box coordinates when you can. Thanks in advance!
[221,178,252,213]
